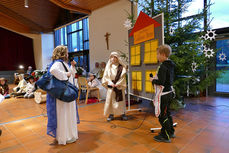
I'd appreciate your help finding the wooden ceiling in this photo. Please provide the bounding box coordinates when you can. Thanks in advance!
[50,0,118,14]
[0,0,61,33]
[0,0,118,34]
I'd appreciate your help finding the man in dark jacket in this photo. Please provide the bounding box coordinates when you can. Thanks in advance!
[150,44,175,143]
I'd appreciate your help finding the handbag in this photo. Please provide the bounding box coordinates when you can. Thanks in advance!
[36,61,78,102]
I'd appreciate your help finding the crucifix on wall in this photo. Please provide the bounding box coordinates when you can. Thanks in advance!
[104,32,111,50]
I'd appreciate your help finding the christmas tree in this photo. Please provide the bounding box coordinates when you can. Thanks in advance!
[135,0,222,109]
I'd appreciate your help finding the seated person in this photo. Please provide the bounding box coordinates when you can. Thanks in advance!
[76,66,87,76]
[87,73,107,100]
[0,77,10,99]
[24,76,36,98]
[14,73,20,84]
[98,62,106,80]
[26,66,33,75]
[10,76,35,98]
[13,74,27,92]
[92,62,100,78]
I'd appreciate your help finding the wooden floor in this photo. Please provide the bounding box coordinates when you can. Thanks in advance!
[1,95,229,153]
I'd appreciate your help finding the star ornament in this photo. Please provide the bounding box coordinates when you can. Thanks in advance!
[124,19,132,29]
[218,52,227,61]
[191,62,198,72]
[204,48,215,58]
[206,30,217,41]
[200,34,208,40]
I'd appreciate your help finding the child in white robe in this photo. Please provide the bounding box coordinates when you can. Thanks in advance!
[24,76,35,98]
[13,74,27,92]
[102,52,127,121]
[87,73,106,100]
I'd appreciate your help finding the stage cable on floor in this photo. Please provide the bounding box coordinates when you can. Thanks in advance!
[79,110,150,131]
[108,111,149,130]
[106,95,155,130]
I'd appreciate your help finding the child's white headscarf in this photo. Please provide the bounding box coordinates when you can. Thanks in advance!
[106,52,126,69]
[102,52,127,85]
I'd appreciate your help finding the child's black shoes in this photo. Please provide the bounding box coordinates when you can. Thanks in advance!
[107,114,114,122]
[153,135,171,143]
[121,114,128,121]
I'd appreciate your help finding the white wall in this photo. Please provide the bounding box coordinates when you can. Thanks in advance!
[24,33,42,70]
[21,33,54,70]
[41,33,54,70]
[89,0,134,70]
[20,33,54,70]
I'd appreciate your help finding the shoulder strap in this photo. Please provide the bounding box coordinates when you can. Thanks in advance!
[60,61,69,72]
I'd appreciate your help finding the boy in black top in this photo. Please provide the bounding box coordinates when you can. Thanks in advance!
[150,44,175,143]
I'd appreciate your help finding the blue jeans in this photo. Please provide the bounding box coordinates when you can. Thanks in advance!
[4,94,10,99]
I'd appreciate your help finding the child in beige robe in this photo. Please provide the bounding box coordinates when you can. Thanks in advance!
[102,52,127,121]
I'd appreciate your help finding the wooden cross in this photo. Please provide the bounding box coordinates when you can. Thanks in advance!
[104,32,111,50]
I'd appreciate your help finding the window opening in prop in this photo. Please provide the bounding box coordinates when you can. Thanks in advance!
[132,71,142,91]
[130,44,141,66]
[145,70,157,93]
[144,39,158,64]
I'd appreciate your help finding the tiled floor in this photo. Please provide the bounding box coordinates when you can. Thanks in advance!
[1,94,229,153]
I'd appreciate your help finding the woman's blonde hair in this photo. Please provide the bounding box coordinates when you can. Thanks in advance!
[52,45,68,61]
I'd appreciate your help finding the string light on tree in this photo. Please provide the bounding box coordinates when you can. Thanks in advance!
[218,52,227,61]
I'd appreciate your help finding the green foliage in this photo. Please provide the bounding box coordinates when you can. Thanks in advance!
[170,98,186,111]
[124,9,136,25]
[217,71,229,84]
[118,50,129,64]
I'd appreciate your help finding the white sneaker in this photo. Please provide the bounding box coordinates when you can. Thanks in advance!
[66,137,77,144]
